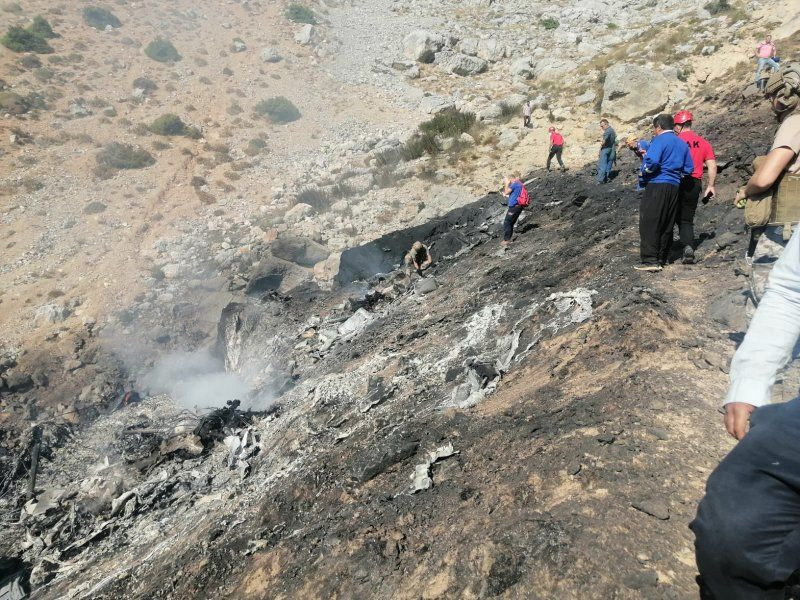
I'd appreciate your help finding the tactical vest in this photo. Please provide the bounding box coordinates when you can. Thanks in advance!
[744,156,800,239]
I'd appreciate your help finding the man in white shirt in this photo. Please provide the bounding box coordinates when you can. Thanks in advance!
[691,63,800,599]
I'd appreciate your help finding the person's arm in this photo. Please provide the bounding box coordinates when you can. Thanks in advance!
[704,159,717,197]
[725,228,800,439]
[502,177,511,196]
[743,147,796,196]
[641,137,663,175]
[421,252,432,269]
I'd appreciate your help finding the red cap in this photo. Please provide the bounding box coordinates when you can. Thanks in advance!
[674,110,693,124]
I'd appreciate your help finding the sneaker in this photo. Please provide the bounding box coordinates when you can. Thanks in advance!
[634,264,662,272]
[682,246,695,264]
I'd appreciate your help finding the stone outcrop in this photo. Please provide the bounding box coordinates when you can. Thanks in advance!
[601,63,670,122]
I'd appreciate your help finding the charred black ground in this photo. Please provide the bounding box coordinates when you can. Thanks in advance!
[0,72,789,599]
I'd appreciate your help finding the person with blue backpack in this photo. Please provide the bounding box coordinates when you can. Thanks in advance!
[501,172,530,246]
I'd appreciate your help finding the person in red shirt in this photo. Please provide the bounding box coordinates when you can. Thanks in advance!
[673,110,717,264]
[546,126,566,172]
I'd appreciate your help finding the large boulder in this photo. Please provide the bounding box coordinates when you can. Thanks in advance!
[403,30,445,63]
[271,236,330,268]
[477,39,506,62]
[601,64,670,122]
[511,57,534,79]
[442,53,487,76]
[534,58,578,81]
[245,256,291,295]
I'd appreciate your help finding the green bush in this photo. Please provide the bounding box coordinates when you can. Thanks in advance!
[418,109,476,138]
[540,17,559,30]
[149,113,185,135]
[1,25,54,53]
[149,113,200,138]
[254,96,300,123]
[29,16,58,39]
[402,132,440,160]
[19,54,42,69]
[132,76,157,91]
[96,142,155,169]
[0,91,29,114]
[704,0,731,14]
[297,187,330,211]
[498,101,520,118]
[285,3,317,24]
[83,7,122,29]
[245,138,267,156]
[144,38,181,62]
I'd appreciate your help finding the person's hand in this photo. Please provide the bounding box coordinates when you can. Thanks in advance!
[724,402,757,440]
[704,185,716,199]
[734,187,747,208]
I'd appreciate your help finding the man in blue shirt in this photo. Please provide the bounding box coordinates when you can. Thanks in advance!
[501,172,524,246]
[635,114,694,272]
[597,119,617,184]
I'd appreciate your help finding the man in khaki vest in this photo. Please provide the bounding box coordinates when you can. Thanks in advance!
[691,62,800,599]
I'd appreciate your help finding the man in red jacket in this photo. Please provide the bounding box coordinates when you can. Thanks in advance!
[546,126,566,172]
[673,110,717,264]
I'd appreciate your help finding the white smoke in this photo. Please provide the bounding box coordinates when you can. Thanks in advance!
[143,349,250,410]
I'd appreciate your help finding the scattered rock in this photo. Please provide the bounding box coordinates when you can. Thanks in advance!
[631,498,670,520]
[403,30,446,63]
[260,47,282,63]
[295,24,315,46]
[442,53,487,76]
[415,277,438,294]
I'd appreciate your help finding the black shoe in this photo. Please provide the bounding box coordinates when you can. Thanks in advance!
[682,246,695,264]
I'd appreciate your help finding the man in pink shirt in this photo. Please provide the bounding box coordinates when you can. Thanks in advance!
[673,110,717,264]
[756,35,779,90]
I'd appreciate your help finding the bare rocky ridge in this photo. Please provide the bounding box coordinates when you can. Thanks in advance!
[0,0,798,598]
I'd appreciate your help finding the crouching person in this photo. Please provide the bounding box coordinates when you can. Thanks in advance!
[404,241,432,278]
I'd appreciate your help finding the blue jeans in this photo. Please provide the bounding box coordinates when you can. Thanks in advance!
[597,148,613,183]
[756,57,779,84]
[691,399,800,599]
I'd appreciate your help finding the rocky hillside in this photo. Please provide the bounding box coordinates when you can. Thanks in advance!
[1,0,799,597]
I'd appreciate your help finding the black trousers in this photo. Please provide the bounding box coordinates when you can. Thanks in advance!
[639,182,680,265]
[547,145,564,170]
[503,205,523,241]
[523,115,531,127]
[691,399,800,599]
[677,176,702,249]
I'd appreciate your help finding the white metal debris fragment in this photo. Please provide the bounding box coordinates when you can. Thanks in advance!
[546,287,598,326]
[337,308,374,337]
[410,443,459,493]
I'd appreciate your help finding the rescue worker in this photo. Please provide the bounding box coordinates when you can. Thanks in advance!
[546,126,566,172]
[635,114,694,272]
[501,172,528,246]
[691,62,800,599]
[673,110,718,264]
[404,241,432,278]
[597,119,617,184]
